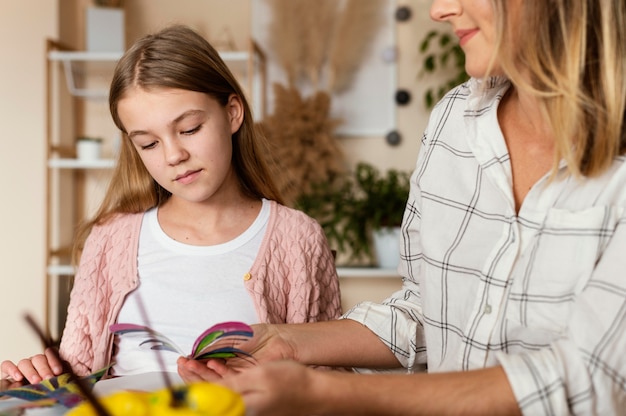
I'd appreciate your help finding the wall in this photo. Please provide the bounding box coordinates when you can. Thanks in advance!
[0,0,448,361]
[341,0,442,172]
[0,0,57,362]
[124,0,251,48]
[339,276,403,311]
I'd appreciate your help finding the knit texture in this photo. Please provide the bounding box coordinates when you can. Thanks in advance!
[59,201,341,375]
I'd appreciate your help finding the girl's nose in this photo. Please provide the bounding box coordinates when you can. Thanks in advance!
[430,0,462,22]
[164,139,189,166]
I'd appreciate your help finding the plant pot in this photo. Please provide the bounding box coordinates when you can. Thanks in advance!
[372,226,401,269]
[86,6,125,52]
[77,140,102,161]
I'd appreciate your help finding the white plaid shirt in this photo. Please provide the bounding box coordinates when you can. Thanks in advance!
[344,77,626,415]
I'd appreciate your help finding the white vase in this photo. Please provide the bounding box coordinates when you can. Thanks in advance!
[86,6,125,52]
[372,226,402,269]
[77,140,102,161]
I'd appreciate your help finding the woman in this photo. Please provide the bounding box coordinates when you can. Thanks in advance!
[179,1,626,414]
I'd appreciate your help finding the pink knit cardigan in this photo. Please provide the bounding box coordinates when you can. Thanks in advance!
[59,201,342,375]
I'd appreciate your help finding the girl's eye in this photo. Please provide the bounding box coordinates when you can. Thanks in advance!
[181,125,201,135]
[140,142,157,150]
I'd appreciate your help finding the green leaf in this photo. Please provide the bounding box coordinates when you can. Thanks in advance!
[439,34,451,47]
[425,89,434,108]
[418,29,469,109]
[424,55,435,72]
[440,51,450,66]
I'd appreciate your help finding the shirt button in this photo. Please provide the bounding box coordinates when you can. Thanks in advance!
[243,272,252,281]
[484,304,492,314]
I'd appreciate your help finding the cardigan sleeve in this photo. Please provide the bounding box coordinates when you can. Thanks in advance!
[58,213,142,376]
[58,224,109,376]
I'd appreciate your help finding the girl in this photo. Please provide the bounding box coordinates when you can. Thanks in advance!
[2,24,341,382]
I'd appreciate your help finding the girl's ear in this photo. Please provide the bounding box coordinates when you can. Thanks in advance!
[227,94,244,134]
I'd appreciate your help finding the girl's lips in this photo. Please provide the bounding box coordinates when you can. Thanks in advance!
[456,29,479,46]
[175,169,201,185]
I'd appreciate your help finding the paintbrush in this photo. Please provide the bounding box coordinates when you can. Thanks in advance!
[23,313,110,416]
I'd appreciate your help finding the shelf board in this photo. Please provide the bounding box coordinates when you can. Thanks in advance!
[336,267,401,279]
[48,50,123,62]
[48,50,249,63]
[218,50,250,62]
[48,158,115,169]
[47,264,75,275]
[48,50,253,98]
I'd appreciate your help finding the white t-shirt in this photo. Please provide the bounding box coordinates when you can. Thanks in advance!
[111,199,269,375]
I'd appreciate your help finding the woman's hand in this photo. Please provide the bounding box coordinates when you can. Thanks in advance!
[219,360,317,416]
[0,348,64,384]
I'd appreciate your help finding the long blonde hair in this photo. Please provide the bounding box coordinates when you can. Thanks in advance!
[493,0,626,177]
[73,25,283,263]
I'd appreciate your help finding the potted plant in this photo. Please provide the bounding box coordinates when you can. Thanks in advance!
[296,162,411,267]
[86,0,125,53]
[76,136,103,160]
[418,29,469,108]
[354,163,410,268]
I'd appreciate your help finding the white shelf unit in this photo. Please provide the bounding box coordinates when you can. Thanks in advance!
[44,39,267,339]
[46,40,117,339]
[48,50,122,98]
[47,158,116,169]
[47,41,267,115]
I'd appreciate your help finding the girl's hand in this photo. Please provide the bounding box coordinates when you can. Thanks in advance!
[177,356,227,382]
[177,323,298,383]
[0,347,64,384]
[0,377,26,390]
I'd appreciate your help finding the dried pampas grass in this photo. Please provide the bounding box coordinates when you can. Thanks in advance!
[258,83,345,205]
[266,0,386,92]
[262,0,387,205]
[327,0,386,93]
[302,0,339,88]
[267,0,304,86]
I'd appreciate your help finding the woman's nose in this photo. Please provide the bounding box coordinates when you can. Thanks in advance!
[430,0,461,22]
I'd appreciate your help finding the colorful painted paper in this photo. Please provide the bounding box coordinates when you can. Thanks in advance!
[109,321,254,360]
[0,366,108,409]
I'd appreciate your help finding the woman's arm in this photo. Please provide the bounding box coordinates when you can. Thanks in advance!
[262,320,401,368]
[221,360,520,416]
